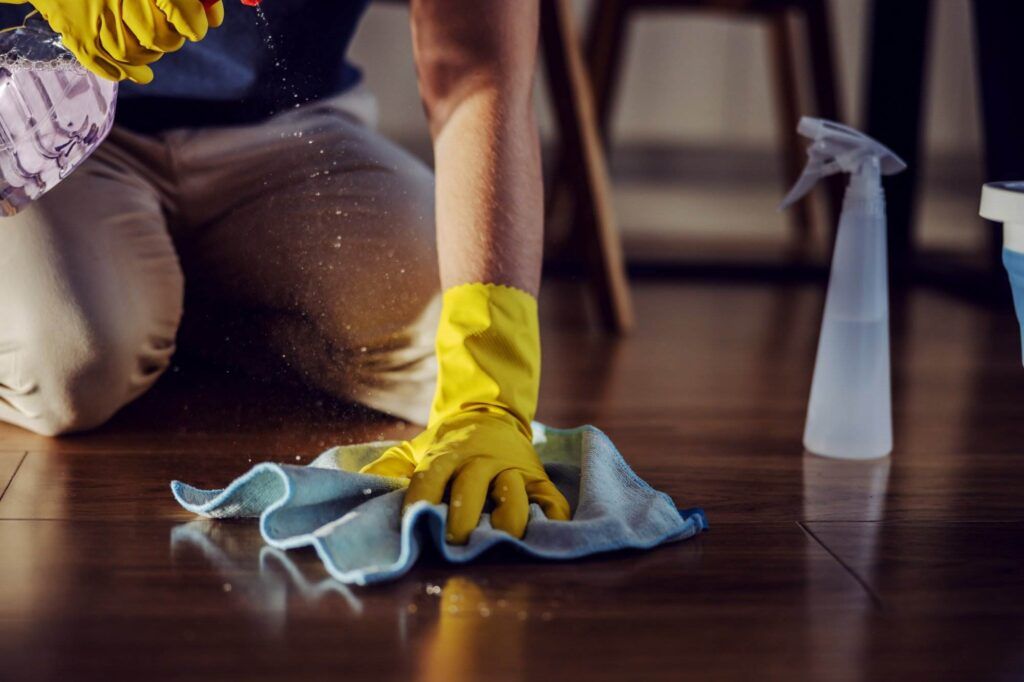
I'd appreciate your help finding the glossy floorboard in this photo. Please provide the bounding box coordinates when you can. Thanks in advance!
[1,280,1022,681]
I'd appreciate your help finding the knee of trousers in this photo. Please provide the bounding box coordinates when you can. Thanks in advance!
[9,312,177,436]
[354,165,440,423]
[377,158,438,289]
[291,291,441,427]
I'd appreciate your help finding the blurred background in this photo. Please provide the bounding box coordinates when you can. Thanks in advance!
[349,0,992,300]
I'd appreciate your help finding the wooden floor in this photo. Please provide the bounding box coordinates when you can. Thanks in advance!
[1,279,1023,681]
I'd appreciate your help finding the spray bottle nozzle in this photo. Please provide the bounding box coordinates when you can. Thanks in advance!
[201,0,261,8]
[780,117,906,210]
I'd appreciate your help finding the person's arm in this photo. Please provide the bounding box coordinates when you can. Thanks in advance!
[412,0,543,295]
[360,0,570,544]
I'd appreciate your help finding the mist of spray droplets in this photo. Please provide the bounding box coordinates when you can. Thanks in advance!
[252,5,307,111]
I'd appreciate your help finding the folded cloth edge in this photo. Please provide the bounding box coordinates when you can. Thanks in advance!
[170,424,708,586]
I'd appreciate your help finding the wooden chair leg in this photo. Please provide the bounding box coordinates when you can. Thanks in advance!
[546,0,631,261]
[563,0,634,258]
[541,0,634,334]
[802,0,844,233]
[767,10,814,258]
[586,0,631,141]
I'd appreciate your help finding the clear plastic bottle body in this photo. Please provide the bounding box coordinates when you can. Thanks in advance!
[803,160,893,460]
[0,16,117,216]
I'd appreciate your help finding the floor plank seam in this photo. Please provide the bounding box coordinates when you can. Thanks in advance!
[0,452,27,503]
[7,448,328,456]
[797,521,886,611]
[0,517,193,522]
[804,519,1024,525]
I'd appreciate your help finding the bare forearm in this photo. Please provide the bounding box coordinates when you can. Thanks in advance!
[411,0,543,295]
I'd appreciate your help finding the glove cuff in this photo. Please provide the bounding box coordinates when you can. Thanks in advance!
[428,283,540,434]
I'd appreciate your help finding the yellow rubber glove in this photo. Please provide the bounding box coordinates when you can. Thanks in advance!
[203,0,224,29]
[0,0,223,83]
[361,283,571,544]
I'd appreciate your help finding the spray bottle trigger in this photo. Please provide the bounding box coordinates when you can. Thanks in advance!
[779,167,824,210]
[779,116,907,211]
[778,150,841,209]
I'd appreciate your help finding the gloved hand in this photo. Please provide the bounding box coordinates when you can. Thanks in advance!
[0,0,224,83]
[361,283,571,544]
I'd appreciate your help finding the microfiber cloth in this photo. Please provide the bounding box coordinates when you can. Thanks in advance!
[171,424,707,585]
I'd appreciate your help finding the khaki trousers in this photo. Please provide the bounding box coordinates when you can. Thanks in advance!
[0,87,440,436]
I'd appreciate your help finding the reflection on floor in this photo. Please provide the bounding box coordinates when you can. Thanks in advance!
[0,279,1022,681]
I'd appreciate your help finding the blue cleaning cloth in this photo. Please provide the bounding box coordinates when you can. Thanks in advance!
[171,424,707,586]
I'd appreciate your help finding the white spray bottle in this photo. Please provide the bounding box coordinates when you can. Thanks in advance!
[781,117,906,460]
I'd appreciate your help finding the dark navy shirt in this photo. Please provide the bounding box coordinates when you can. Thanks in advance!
[0,1,371,132]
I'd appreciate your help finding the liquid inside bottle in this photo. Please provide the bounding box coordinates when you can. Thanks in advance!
[802,170,893,460]
[0,15,117,216]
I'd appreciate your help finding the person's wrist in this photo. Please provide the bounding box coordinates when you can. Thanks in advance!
[428,283,541,432]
